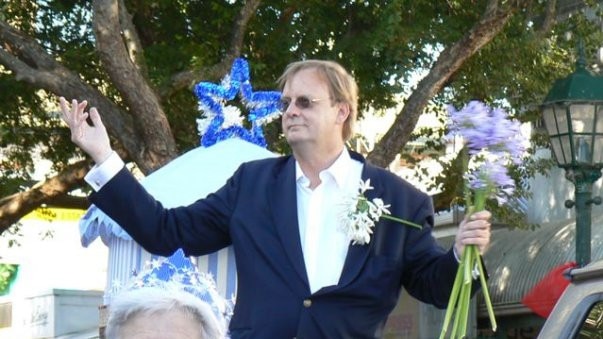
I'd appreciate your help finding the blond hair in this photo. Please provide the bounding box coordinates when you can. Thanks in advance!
[277,60,358,141]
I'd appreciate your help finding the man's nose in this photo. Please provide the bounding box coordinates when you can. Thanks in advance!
[284,103,300,117]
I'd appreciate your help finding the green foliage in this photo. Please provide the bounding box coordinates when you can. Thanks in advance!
[2,0,603,231]
[579,301,603,338]
[0,264,18,296]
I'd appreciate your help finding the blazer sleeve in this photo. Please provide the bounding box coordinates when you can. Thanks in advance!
[89,165,241,256]
[399,193,461,309]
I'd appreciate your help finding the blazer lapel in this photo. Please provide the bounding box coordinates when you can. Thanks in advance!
[335,159,381,289]
[270,156,309,288]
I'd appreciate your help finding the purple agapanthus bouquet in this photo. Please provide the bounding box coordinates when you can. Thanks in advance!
[440,100,527,338]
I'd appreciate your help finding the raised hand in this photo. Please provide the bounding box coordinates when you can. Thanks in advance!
[59,97,113,164]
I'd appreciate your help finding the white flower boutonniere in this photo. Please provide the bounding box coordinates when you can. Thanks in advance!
[340,179,422,245]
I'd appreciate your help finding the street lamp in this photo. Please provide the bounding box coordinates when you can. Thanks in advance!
[541,45,603,267]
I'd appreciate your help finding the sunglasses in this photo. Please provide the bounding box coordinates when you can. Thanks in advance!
[279,96,326,112]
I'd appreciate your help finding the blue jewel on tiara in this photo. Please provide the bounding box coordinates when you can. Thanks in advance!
[194,58,281,148]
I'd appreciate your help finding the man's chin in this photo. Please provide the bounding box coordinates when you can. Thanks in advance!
[285,134,308,147]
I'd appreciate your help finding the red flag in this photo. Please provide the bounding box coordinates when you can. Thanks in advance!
[521,261,577,318]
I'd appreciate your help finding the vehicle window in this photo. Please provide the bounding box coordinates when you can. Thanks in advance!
[578,301,603,338]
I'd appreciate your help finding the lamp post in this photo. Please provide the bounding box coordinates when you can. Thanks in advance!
[541,46,603,267]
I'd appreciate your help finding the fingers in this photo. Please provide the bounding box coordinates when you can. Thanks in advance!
[464,210,491,223]
[59,97,88,124]
[58,97,113,163]
[456,210,492,255]
[89,107,104,128]
[59,97,73,125]
[59,97,91,141]
[74,100,88,126]
[59,96,68,116]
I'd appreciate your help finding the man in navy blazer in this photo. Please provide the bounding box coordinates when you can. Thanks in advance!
[60,60,491,338]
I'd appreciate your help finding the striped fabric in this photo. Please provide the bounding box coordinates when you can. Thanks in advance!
[101,235,236,306]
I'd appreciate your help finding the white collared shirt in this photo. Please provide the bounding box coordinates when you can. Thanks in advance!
[296,149,363,293]
[84,151,125,191]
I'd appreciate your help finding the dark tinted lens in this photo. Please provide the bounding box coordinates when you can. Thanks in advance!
[296,96,311,109]
[279,98,291,111]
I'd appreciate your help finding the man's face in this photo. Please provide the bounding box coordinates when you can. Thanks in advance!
[281,68,347,150]
[119,309,203,339]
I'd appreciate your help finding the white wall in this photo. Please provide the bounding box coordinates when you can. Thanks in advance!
[0,213,107,337]
[526,148,603,224]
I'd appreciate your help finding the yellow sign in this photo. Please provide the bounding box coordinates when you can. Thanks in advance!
[22,207,85,222]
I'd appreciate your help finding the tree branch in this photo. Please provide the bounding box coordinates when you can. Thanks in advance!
[530,0,603,36]
[93,0,178,171]
[228,0,263,59]
[118,0,149,77]
[159,0,263,99]
[367,0,528,167]
[0,160,91,234]
[537,0,557,36]
[0,19,149,170]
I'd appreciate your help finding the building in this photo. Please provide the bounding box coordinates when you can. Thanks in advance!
[0,208,106,338]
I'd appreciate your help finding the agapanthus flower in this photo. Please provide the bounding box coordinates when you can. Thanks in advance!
[446,100,526,164]
[446,101,527,207]
[440,101,528,338]
[467,160,516,205]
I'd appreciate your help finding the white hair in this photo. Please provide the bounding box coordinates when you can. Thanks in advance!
[105,283,227,339]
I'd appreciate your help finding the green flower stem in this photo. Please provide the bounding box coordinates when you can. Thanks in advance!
[440,185,497,337]
[450,270,465,339]
[458,277,472,338]
[450,291,461,338]
[474,187,487,211]
[471,188,496,332]
[463,244,473,284]
[381,214,422,228]
[441,255,480,338]
[460,252,473,336]
[439,261,464,339]
[477,245,497,332]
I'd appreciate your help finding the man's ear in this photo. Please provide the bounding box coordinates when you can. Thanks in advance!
[336,103,350,124]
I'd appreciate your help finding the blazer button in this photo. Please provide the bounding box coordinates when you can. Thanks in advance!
[303,299,312,307]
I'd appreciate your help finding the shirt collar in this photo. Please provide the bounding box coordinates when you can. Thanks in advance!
[295,149,354,188]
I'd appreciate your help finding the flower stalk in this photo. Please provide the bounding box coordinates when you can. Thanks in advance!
[440,100,526,338]
[440,191,497,338]
[380,214,422,228]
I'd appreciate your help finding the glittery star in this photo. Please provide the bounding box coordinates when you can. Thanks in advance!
[150,259,163,270]
[194,58,281,148]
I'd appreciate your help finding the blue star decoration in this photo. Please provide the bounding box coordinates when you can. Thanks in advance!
[193,58,282,148]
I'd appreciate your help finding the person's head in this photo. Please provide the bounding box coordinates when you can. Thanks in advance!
[277,60,358,151]
[105,249,230,339]
[105,284,225,339]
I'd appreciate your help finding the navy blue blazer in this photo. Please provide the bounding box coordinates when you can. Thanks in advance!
[90,151,460,338]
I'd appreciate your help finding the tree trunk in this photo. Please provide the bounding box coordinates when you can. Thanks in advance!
[93,0,178,172]
[368,0,527,168]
